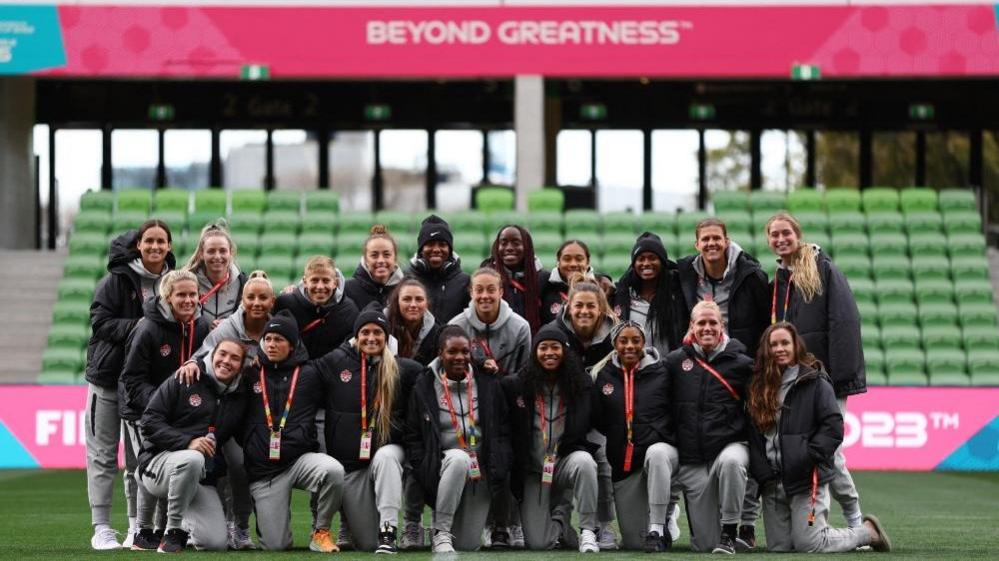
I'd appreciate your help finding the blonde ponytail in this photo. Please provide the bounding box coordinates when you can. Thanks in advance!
[373,346,400,446]
[766,212,823,303]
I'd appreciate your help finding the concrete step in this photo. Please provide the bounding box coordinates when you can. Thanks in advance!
[0,250,66,383]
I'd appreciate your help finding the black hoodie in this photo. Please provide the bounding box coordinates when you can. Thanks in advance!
[407,256,471,325]
[275,277,360,359]
[85,230,177,389]
[613,233,686,354]
[119,298,211,421]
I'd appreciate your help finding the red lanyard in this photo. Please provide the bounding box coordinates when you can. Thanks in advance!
[771,272,794,324]
[536,389,565,455]
[693,357,740,401]
[179,320,195,367]
[259,365,301,433]
[559,291,568,303]
[301,317,324,334]
[199,273,230,305]
[622,366,637,446]
[697,276,714,302]
[440,369,477,450]
[509,278,528,294]
[807,466,819,526]
[360,354,369,432]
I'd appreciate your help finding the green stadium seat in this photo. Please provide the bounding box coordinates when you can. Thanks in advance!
[911,257,950,282]
[336,232,369,257]
[255,255,296,280]
[304,191,340,214]
[603,212,638,236]
[825,188,862,213]
[266,191,302,213]
[52,301,91,326]
[866,212,905,235]
[870,233,909,257]
[716,212,753,239]
[660,232,683,260]
[949,255,989,280]
[908,233,948,258]
[862,187,900,212]
[900,187,938,213]
[918,302,959,328]
[711,191,749,213]
[676,212,710,237]
[922,325,962,351]
[954,279,993,306]
[262,211,301,234]
[231,232,260,260]
[300,212,337,235]
[564,210,603,237]
[116,188,153,212]
[376,211,417,234]
[828,213,867,235]
[228,212,264,235]
[791,211,829,236]
[297,233,335,257]
[148,211,186,234]
[831,232,869,259]
[837,255,872,281]
[68,233,109,256]
[786,189,824,213]
[531,232,562,259]
[153,188,191,213]
[848,277,876,304]
[526,212,563,235]
[865,372,889,387]
[640,212,676,236]
[860,321,880,348]
[886,349,926,386]
[57,278,96,303]
[80,190,115,212]
[878,301,917,326]
[942,211,982,235]
[112,211,150,233]
[810,231,832,253]
[876,279,915,305]
[42,347,84,373]
[455,231,489,256]
[871,256,910,282]
[914,278,954,304]
[603,233,638,259]
[47,323,89,350]
[193,189,228,215]
[937,189,977,213]
[292,254,314,275]
[958,302,997,328]
[38,370,80,385]
[397,237,418,260]
[864,346,885,381]
[449,212,488,235]
[759,257,778,278]
[904,211,943,234]
[258,233,298,255]
[527,188,564,212]
[338,212,377,235]
[230,190,267,214]
[748,191,786,215]
[927,349,969,386]
[73,211,113,235]
[485,212,522,237]
[601,254,632,280]
[967,350,999,385]
[748,236,769,260]
[962,326,999,352]
[63,254,105,280]
[461,252,487,271]
[475,187,515,212]
[187,210,224,232]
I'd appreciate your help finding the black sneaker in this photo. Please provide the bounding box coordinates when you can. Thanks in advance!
[643,531,667,553]
[376,524,398,555]
[490,528,511,549]
[130,528,160,551]
[157,529,189,553]
[735,526,756,551]
[712,533,736,555]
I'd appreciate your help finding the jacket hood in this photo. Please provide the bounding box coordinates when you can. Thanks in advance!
[409,253,463,280]
[686,335,747,361]
[258,340,310,371]
[196,262,242,290]
[107,229,177,273]
[146,295,202,325]
[202,344,245,395]
[460,298,515,331]
[295,267,346,308]
[610,346,662,371]
[355,259,404,288]
[691,241,744,282]
[548,266,595,287]
[559,306,615,347]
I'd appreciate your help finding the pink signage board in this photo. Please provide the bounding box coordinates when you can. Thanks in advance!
[0,385,996,470]
[3,4,999,77]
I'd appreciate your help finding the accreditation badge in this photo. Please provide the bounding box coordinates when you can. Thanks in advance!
[468,451,482,481]
[268,431,282,461]
[542,455,556,485]
[359,430,373,460]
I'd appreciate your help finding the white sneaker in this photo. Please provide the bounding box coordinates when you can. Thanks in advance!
[91,527,122,550]
[432,530,455,553]
[227,522,257,550]
[668,503,681,541]
[508,525,525,548]
[597,525,619,550]
[400,521,424,550]
[579,529,600,553]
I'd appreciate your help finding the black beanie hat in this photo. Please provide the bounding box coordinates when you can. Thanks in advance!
[354,302,390,337]
[417,214,454,251]
[532,322,571,352]
[262,310,300,348]
[630,231,670,266]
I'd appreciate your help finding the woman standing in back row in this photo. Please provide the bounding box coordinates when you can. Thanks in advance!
[184,222,246,328]
[346,225,405,312]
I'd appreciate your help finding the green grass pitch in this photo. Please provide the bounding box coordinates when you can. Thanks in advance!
[1,470,996,559]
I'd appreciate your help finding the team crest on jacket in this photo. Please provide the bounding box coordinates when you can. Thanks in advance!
[602,383,614,395]
[252,382,262,394]
[160,344,171,357]
[188,394,202,407]
[340,370,352,383]
[682,359,694,371]
[516,396,526,408]
[613,305,622,316]
[550,303,562,315]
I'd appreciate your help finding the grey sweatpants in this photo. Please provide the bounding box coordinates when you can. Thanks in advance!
[432,449,492,551]
[762,482,870,552]
[403,472,425,525]
[249,452,345,550]
[519,450,599,550]
[587,429,616,523]
[833,397,862,525]
[127,421,166,531]
[612,442,679,550]
[85,383,126,527]
[139,450,228,551]
[218,439,253,529]
[741,477,761,526]
[341,444,405,552]
[676,442,750,552]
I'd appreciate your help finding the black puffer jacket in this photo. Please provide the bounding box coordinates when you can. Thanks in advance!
[314,342,423,473]
[546,311,616,370]
[538,268,580,326]
[85,230,177,389]
[502,369,597,501]
[407,256,471,325]
[240,347,325,483]
[591,350,673,482]
[772,251,866,398]
[404,366,512,507]
[666,338,754,465]
[275,278,359,359]
[345,264,404,312]
[119,298,211,421]
[613,265,687,354]
[677,250,769,358]
[746,364,843,496]
[137,365,247,485]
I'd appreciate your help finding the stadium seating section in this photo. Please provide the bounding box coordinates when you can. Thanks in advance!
[51,186,997,387]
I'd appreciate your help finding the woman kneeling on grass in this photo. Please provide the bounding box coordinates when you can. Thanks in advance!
[746,322,892,553]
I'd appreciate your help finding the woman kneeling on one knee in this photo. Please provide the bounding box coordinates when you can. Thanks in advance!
[137,339,249,552]
[746,323,892,553]
[502,323,601,552]
[591,321,679,552]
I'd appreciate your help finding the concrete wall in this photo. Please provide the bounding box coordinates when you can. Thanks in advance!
[0,77,36,249]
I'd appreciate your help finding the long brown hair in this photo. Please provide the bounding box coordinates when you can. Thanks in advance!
[184,220,238,272]
[386,278,432,359]
[748,322,818,432]
[765,212,822,303]
[488,224,542,333]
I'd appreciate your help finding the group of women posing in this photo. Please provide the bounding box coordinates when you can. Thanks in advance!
[84,211,891,554]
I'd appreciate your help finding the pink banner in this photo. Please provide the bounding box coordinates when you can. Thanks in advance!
[0,385,996,469]
[29,4,999,78]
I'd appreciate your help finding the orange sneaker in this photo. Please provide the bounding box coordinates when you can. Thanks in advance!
[310,528,340,553]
